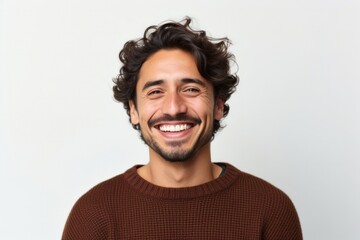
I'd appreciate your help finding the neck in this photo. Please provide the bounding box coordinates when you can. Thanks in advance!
[137,144,222,188]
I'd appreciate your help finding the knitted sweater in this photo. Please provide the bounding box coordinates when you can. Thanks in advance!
[62,163,302,239]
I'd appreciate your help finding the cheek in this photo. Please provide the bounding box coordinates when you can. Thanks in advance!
[137,103,158,123]
[188,99,214,117]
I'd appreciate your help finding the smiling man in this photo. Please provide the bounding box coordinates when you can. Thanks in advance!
[62,18,302,239]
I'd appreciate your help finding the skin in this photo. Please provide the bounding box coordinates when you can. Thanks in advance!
[129,49,224,188]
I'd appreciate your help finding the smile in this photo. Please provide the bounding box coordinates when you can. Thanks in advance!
[158,124,193,132]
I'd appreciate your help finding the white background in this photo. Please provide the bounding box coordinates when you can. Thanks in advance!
[1,0,359,239]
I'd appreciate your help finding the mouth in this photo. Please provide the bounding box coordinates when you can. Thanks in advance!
[149,115,201,134]
[157,123,194,132]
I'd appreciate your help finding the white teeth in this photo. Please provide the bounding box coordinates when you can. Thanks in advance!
[159,124,191,132]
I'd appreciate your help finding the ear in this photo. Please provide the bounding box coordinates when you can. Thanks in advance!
[214,98,224,121]
[129,100,139,125]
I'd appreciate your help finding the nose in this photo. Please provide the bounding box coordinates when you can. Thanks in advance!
[161,91,187,116]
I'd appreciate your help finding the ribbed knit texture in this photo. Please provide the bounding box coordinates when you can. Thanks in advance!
[62,163,302,239]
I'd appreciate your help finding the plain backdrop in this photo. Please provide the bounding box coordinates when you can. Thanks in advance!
[1,0,359,239]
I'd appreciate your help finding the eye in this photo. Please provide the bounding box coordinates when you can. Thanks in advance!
[184,87,200,93]
[148,89,163,95]
[147,89,164,99]
[147,89,163,96]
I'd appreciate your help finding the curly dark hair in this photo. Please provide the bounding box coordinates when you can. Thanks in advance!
[113,17,239,137]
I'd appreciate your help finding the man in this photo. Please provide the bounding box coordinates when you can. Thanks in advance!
[62,17,302,239]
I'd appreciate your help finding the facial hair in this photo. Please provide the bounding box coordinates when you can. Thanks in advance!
[139,114,212,162]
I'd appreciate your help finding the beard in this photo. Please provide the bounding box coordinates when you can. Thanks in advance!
[138,114,213,162]
[146,137,198,162]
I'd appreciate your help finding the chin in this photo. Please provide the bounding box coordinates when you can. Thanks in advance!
[156,146,197,162]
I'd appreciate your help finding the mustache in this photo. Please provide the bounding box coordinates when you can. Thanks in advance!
[148,114,201,128]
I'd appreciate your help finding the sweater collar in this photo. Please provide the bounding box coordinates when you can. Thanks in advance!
[123,163,240,199]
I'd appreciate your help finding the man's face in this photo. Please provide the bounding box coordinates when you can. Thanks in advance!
[129,49,223,162]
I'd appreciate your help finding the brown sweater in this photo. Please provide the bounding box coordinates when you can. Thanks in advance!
[62,163,302,239]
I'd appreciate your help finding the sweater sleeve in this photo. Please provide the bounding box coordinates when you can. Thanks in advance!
[262,191,303,240]
[62,195,110,240]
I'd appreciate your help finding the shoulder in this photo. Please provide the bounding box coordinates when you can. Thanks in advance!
[68,165,139,214]
[228,163,299,215]
[225,163,303,239]
[77,169,131,203]
[226,163,293,201]
[62,167,134,239]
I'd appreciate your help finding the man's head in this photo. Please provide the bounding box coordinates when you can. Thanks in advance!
[113,17,238,161]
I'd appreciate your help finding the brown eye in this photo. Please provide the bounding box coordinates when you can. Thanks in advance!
[148,90,162,95]
[184,88,199,93]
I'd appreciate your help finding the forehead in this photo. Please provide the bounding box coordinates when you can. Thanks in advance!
[137,49,205,85]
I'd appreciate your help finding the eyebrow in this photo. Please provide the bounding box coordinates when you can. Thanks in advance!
[142,80,164,91]
[181,78,206,87]
[142,78,206,91]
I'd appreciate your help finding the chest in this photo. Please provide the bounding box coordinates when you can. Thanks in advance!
[107,195,263,239]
